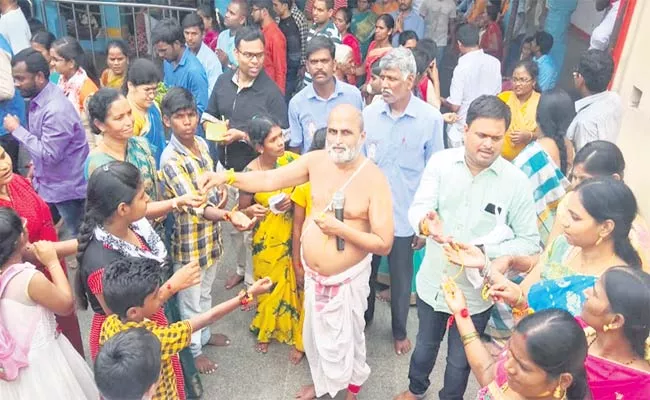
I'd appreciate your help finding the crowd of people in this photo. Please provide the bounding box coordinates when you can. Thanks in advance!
[1,0,648,399]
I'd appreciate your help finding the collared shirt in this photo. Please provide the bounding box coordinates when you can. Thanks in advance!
[204,69,288,171]
[290,4,309,65]
[447,49,502,145]
[363,95,444,236]
[391,10,425,47]
[420,0,457,46]
[0,7,31,54]
[261,21,287,94]
[12,83,88,203]
[160,135,223,268]
[408,148,540,314]
[217,29,238,67]
[163,47,209,116]
[100,316,192,400]
[196,42,223,96]
[534,54,558,92]
[567,91,623,152]
[289,78,363,153]
[304,22,341,84]
[590,0,620,51]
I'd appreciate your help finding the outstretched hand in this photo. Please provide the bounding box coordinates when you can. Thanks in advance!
[170,260,201,292]
[420,211,453,244]
[443,243,486,269]
[198,172,225,195]
[249,277,273,295]
[441,277,468,314]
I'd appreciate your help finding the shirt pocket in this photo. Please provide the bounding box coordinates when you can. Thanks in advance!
[397,135,424,172]
[470,205,501,239]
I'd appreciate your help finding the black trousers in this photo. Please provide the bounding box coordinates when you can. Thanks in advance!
[365,235,414,340]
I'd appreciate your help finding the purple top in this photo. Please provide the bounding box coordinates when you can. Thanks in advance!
[11,83,88,203]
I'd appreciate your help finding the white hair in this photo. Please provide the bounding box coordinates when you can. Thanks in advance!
[378,47,417,79]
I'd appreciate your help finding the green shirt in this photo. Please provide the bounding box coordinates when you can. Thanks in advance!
[408,148,540,314]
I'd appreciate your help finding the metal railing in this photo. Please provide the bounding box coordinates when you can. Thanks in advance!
[43,0,198,66]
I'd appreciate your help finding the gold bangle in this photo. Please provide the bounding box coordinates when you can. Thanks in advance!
[225,168,236,185]
[462,332,480,346]
[419,218,430,236]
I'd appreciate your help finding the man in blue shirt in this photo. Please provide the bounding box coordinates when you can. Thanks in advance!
[288,36,363,154]
[532,30,558,92]
[392,0,424,47]
[217,0,249,72]
[362,47,444,356]
[152,19,209,118]
[182,12,223,97]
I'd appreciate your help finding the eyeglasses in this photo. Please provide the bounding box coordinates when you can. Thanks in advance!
[239,51,265,61]
[512,78,533,84]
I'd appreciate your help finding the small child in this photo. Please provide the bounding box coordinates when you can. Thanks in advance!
[99,256,272,400]
[94,328,161,400]
[159,87,251,374]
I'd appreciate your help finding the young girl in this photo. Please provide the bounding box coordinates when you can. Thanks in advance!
[197,4,220,51]
[50,36,99,148]
[0,208,98,399]
[30,30,60,84]
[75,161,203,398]
[100,40,129,89]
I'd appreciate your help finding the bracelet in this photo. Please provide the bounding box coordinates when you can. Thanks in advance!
[446,308,470,329]
[225,168,236,185]
[512,305,534,318]
[419,218,430,236]
[514,287,524,307]
[238,289,253,307]
[461,331,480,346]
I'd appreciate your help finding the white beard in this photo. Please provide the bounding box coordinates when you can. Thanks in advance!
[326,139,361,164]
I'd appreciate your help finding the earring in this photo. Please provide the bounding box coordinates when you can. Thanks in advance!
[603,324,611,332]
[595,236,603,247]
[553,385,566,399]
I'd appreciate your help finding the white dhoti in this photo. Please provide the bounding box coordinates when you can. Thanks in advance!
[301,253,373,398]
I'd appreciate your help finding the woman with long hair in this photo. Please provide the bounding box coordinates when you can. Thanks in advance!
[0,208,98,399]
[50,36,99,148]
[30,30,59,84]
[355,13,394,84]
[546,141,650,270]
[510,88,575,244]
[334,7,362,86]
[100,40,129,89]
[0,145,84,356]
[197,4,220,50]
[441,279,591,399]
[238,114,304,364]
[75,161,203,398]
[580,266,650,397]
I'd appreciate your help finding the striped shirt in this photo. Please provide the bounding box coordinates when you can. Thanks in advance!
[160,135,223,268]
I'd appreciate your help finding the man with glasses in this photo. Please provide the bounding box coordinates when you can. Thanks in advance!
[202,26,288,291]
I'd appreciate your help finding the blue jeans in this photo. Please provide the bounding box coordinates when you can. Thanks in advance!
[408,296,492,399]
[52,198,85,237]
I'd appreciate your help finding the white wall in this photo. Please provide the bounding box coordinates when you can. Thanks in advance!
[612,0,650,216]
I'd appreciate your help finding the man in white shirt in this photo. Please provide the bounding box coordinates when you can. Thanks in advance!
[182,12,223,96]
[0,0,31,54]
[590,0,621,51]
[442,23,501,148]
[567,49,622,152]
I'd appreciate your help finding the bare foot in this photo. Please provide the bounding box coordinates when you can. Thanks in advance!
[289,347,304,364]
[194,355,218,374]
[377,288,391,302]
[394,390,418,400]
[224,273,244,289]
[255,342,269,353]
[207,333,230,347]
[394,338,412,355]
[295,384,316,400]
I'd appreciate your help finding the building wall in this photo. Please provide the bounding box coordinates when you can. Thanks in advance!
[611,0,650,216]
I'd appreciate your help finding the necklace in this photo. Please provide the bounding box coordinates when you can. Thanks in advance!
[586,328,637,366]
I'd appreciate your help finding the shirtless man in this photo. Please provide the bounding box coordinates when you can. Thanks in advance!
[199,104,394,400]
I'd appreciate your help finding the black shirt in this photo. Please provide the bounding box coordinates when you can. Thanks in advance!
[279,15,302,69]
[205,69,289,171]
